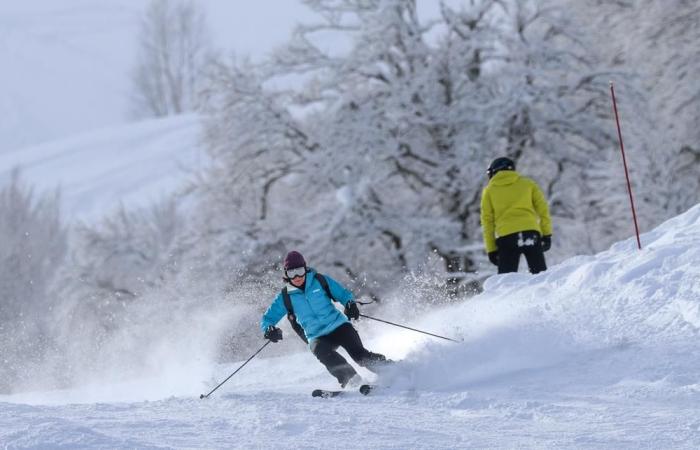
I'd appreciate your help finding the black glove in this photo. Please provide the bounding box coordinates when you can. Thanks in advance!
[541,235,552,252]
[488,251,499,266]
[264,326,283,343]
[344,301,360,320]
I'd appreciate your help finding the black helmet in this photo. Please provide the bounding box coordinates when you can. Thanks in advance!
[487,157,515,179]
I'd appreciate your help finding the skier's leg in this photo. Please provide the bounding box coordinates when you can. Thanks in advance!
[309,335,357,386]
[333,323,389,372]
[521,231,547,274]
[523,242,547,273]
[496,234,520,274]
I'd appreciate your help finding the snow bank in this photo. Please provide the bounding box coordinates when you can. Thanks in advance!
[370,204,700,394]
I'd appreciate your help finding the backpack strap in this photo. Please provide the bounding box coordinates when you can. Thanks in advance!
[281,286,308,344]
[282,286,293,314]
[314,273,335,302]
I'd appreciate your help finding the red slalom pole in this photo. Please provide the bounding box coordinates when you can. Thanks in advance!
[610,81,642,250]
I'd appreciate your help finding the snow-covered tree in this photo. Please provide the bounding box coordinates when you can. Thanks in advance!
[64,200,183,308]
[553,0,700,248]
[0,171,66,392]
[195,0,624,295]
[130,0,213,117]
[628,0,700,221]
[193,59,317,283]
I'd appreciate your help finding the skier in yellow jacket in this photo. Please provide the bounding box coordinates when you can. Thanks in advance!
[480,157,552,274]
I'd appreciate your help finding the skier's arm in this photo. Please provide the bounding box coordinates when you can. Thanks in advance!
[260,293,287,333]
[325,275,354,306]
[531,181,552,236]
[480,188,497,253]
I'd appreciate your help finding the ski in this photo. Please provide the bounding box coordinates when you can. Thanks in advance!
[311,389,343,398]
[311,384,375,398]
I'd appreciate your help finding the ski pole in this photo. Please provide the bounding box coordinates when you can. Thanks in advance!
[610,81,642,250]
[359,314,461,343]
[200,340,272,399]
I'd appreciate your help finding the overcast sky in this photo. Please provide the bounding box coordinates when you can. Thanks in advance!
[204,0,317,59]
[205,0,455,58]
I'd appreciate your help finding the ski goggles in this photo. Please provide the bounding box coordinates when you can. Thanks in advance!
[286,267,306,279]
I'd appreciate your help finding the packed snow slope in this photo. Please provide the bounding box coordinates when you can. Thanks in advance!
[2,205,700,448]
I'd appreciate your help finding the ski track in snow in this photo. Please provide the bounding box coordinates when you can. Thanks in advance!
[3,206,700,448]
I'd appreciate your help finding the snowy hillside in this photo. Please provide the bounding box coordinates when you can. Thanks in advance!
[0,1,143,153]
[0,114,204,221]
[0,0,310,221]
[2,205,700,448]
[0,0,309,153]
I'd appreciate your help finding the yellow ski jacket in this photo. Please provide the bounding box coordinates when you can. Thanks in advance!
[480,170,552,253]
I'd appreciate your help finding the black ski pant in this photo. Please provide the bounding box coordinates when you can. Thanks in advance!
[496,230,547,274]
[309,322,387,386]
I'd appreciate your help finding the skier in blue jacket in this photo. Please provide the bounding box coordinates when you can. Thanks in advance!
[261,250,389,388]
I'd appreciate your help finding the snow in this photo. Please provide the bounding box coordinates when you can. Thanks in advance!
[0,0,309,222]
[2,205,700,448]
[1,0,699,447]
[0,0,143,152]
[0,114,204,222]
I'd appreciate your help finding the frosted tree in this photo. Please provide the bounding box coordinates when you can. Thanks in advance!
[270,0,495,290]
[263,0,618,283]
[64,200,183,306]
[130,0,213,117]
[0,171,66,392]
[552,0,700,248]
[194,0,648,297]
[633,0,700,220]
[194,59,322,282]
[478,0,625,255]
[44,200,178,360]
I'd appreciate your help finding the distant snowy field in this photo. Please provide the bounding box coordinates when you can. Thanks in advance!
[0,114,203,221]
[2,205,700,448]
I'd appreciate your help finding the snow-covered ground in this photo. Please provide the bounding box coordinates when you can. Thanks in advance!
[2,205,700,448]
[1,1,699,448]
[0,114,204,222]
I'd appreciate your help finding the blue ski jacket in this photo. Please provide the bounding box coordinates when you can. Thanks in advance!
[260,268,354,343]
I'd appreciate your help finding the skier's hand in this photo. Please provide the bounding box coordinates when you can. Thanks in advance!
[344,301,360,320]
[264,326,283,342]
[541,235,552,252]
[488,251,499,266]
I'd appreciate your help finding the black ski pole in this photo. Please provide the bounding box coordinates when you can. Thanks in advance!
[359,314,461,343]
[200,340,272,399]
